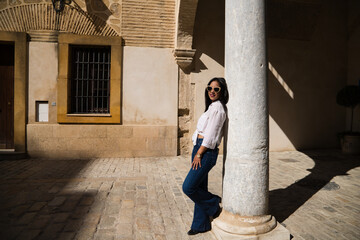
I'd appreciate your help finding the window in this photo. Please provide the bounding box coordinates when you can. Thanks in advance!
[70,46,111,114]
[57,34,122,123]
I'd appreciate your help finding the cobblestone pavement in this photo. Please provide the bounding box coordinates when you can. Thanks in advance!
[0,150,359,240]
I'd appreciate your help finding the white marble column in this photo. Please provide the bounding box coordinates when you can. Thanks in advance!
[212,1,289,239]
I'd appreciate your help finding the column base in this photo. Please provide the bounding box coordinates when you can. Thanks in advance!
[212,221,290,240]
[211,210,290,240]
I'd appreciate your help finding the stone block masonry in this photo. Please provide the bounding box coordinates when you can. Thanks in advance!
[27,124,177,159]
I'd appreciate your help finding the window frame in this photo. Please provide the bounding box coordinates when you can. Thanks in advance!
[57,33,122,123]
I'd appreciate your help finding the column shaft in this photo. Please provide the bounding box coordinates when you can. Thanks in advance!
[213,1,290,238]
[224,0,268,217]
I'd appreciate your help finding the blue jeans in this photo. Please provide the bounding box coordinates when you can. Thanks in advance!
[182,138,221,232]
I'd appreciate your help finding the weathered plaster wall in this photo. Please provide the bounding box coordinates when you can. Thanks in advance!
[1,0,178,156]
[268,0,347,150]
[191,0,348,151]
[347,0,360,132]
[27,45,178,158]
[28,42,58,124]
[122,46,178,125]
[189,0,225,152]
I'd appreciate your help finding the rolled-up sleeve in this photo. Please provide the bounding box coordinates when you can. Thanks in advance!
[201,107,226,149]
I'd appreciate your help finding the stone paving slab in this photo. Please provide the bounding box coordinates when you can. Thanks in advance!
[0,150,359,240]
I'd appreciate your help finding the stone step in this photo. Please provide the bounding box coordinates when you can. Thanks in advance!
[0,151,28,160]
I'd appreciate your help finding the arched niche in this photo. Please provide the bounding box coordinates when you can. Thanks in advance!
[0,3,118,36]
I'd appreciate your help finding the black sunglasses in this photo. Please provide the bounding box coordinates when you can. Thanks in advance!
[207,86,221,93]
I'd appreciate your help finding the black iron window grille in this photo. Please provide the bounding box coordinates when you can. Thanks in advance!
[70,45,111,114]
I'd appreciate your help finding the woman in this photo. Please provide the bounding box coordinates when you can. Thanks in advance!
[182,77,229,235]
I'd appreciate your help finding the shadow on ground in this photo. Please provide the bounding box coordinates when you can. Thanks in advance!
[0,159,95,239]
[269,151,360,222]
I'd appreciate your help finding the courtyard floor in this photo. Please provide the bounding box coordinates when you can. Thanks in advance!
[0,150,359,240]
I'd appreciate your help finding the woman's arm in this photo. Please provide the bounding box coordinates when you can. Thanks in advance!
[201,107,226,149]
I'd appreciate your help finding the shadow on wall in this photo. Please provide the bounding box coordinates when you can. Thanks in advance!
[192,0,225,73]
[193,0,348,150]
[0,159,96,239]
[84,0,112,32]
[267,1,347,150]
[268,40,346,151]
[269,150,360,222]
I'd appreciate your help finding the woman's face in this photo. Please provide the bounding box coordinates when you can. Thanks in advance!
[207,80,221,102]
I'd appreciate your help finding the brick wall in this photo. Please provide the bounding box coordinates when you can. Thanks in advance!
[0,0,176,48]
[121,0,175,47]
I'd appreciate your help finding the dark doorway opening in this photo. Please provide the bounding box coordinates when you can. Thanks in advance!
[0,43,14,149]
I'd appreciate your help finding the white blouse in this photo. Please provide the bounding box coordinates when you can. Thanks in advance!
[192,100,227,149]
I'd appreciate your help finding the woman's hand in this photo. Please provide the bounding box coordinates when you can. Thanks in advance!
[192,146,207,170]
[192,154,202,170]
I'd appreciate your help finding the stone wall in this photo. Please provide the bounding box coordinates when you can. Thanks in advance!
[268,0,347,150]
[4,0,356,154]
[0,0,175,47]
[186,0,225,153]
[28,41,58,124]
[27,124,177,159]
[347,0,360,133]
[177,71,193,155]
[122,46,178,125]
[27,39,178,159]
[190,0,350,151]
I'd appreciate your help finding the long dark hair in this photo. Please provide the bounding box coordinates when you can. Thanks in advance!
[205,77,229,111]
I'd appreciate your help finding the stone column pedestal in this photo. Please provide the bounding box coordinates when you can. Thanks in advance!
[212,1,290,239]
[212,210,289,240]
[212,220,289,240]
[214,211,277,235]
